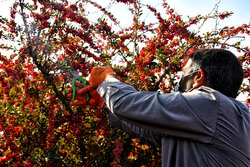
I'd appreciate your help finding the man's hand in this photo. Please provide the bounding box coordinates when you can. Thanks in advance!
[67,82,104,110]
[89,66,115,89]
[68,66,115,110]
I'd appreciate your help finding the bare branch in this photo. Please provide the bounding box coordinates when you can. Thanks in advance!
[19,1,72,113]
[197,0,221,34]
[152,66,170,91]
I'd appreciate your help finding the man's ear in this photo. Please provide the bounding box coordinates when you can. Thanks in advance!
[193,69,206,88]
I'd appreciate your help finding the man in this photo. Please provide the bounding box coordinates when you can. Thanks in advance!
[70,49,250,166]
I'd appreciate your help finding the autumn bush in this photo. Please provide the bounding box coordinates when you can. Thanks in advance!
[0,0,249,166]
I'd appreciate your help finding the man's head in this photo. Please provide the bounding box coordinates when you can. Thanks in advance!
[180,49,243,98]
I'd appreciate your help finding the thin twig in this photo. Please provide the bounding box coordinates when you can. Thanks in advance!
[152,66,170,91]
[197,0,221,34]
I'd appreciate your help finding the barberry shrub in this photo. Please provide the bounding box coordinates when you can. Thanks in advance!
[0,0,249,166]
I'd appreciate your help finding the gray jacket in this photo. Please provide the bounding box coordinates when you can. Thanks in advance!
[97,77,250,167]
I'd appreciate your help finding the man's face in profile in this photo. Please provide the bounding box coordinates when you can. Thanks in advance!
[179,59,197,92]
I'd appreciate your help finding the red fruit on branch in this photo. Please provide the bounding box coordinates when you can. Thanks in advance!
[71,60,80,70]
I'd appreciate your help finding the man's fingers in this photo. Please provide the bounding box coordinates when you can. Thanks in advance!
[68,82,87,93]
[70,100,87,106]
[68,85,104,110]
[75,82,85,88]
[73,95,87,101]
[78,86,91,94]
[67,92,87,100]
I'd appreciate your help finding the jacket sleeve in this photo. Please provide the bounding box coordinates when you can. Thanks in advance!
[98,77,219,143]
[108,112,162,147]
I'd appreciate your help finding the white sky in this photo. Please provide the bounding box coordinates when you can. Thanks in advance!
[0,0,249,101]
[1,0,249,26]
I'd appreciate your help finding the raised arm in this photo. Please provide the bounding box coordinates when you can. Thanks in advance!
[108,112,162,147]
[98,77,219,143]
